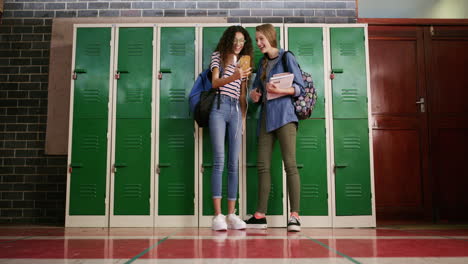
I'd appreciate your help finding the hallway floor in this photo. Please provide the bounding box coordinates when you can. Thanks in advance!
[0,225,467,264]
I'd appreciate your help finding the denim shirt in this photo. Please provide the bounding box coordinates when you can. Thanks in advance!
[251,49,305,134]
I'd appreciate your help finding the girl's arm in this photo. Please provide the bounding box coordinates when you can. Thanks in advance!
[211,67,251,89]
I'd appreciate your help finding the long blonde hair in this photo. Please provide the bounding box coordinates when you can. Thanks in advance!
[256,24,277,82]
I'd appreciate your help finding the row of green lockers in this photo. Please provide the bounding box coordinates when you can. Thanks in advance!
[68,24,372,222]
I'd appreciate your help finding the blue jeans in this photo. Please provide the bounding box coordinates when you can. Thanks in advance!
[209,94,242,201]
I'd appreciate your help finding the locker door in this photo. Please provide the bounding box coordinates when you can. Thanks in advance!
[244,25,285,227]
[112,27,153,226]
[287,27,329,226]
[330,27,373,220]
[158,27,196,225]
[67,27,111,226]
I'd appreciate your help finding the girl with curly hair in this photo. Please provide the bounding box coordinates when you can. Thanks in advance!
[209,25,253,231]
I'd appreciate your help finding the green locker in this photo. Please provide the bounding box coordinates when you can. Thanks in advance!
[158,27,195,215]
[245,26,284,216]
[330,28,368,119]
[69,27,111,215]
[288,27,328,216]
[114,27,153,215]
[330,27,372,216]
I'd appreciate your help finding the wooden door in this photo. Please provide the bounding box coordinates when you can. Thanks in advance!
[426,26,468,222]
[368,26,431,221]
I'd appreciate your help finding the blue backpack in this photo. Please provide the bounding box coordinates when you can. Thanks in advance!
[188,69,220,127]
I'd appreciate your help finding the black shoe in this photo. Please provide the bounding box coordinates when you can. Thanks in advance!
[287,216,301,232]
[245,215,267,229]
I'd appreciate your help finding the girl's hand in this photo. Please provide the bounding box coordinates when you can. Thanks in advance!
[250,88,262,103]
[266,82,294,95]
[235,66,252,79]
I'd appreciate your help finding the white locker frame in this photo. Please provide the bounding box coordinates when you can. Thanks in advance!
[284,24,333,228]
[66,24,115,227]
[109,23,156,227]
[155,24,200,227]
[240,23,288,228]
[325,24,376,228]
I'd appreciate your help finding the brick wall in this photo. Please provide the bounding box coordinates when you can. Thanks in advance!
[0,0,357,225]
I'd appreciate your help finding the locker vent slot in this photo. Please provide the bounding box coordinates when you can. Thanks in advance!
[302,184,319,198]
[124,135,143,149]
[79,184,97,198]
[344,184,363,198]
[343,136,361,149]
[339,43,357,56]
[341,88,358,102]
[169,42,186,56]
[298,136,318,150]
[85,43,102,56]
[127,88,144,103]
[82,135,100,150]
[298,45,314,56]
[83,88,101,102]
[127,42,144,57]
[123,184,142,198]
[168,135,185,149]
[168,183,185,197]
[169,88,185,102]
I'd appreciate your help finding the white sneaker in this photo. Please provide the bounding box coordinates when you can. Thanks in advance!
[226,213,246,230]
[212,214,227,231]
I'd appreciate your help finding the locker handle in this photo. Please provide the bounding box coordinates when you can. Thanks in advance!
[202,163,213,168]
[297,164,304,169]
[158,163,171,167]
[114,163,127,168]
[246,163,256,168]
[117,70,129,74]
[331,68,343,74]
[334,163,348,168]
[70,163,83,168]
[74,69,87,73]
[160,68,172,73]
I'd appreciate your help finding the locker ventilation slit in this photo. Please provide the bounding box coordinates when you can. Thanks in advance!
[299,136,318,150]
[341,88,358,102]
[302,184,319,198]
[169,42,186,56]
[83,89,101,102]
[123,184,143,198]
[127,88,144,103]
[343,136,361,149]
[82,135,100,150]
[85,43,102,56]
[169,88,185,102]
[79,184,97,198]
[124,135,143,149]
[168,135,185,149]
[298,45,314,56]
[168,183,185,197]
[339,43,357,56]
[344,184,363,198]
[127,42,144,57]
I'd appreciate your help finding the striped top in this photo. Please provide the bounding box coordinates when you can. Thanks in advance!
[210,51,241,99]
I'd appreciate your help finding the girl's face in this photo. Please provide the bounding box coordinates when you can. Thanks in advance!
[255,31,271,54]
[232,32,246,55]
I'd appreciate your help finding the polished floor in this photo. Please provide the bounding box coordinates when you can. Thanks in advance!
[0,225,468,264]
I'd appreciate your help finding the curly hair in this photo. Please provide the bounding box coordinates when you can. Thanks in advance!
[256,24,277,82]
[214,25,253,69]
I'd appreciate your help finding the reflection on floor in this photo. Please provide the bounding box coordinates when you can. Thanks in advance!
[0,225,467,263]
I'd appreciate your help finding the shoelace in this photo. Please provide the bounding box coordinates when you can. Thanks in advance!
[289,216,299,224]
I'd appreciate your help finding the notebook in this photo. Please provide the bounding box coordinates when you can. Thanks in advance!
[267,72,294,100]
